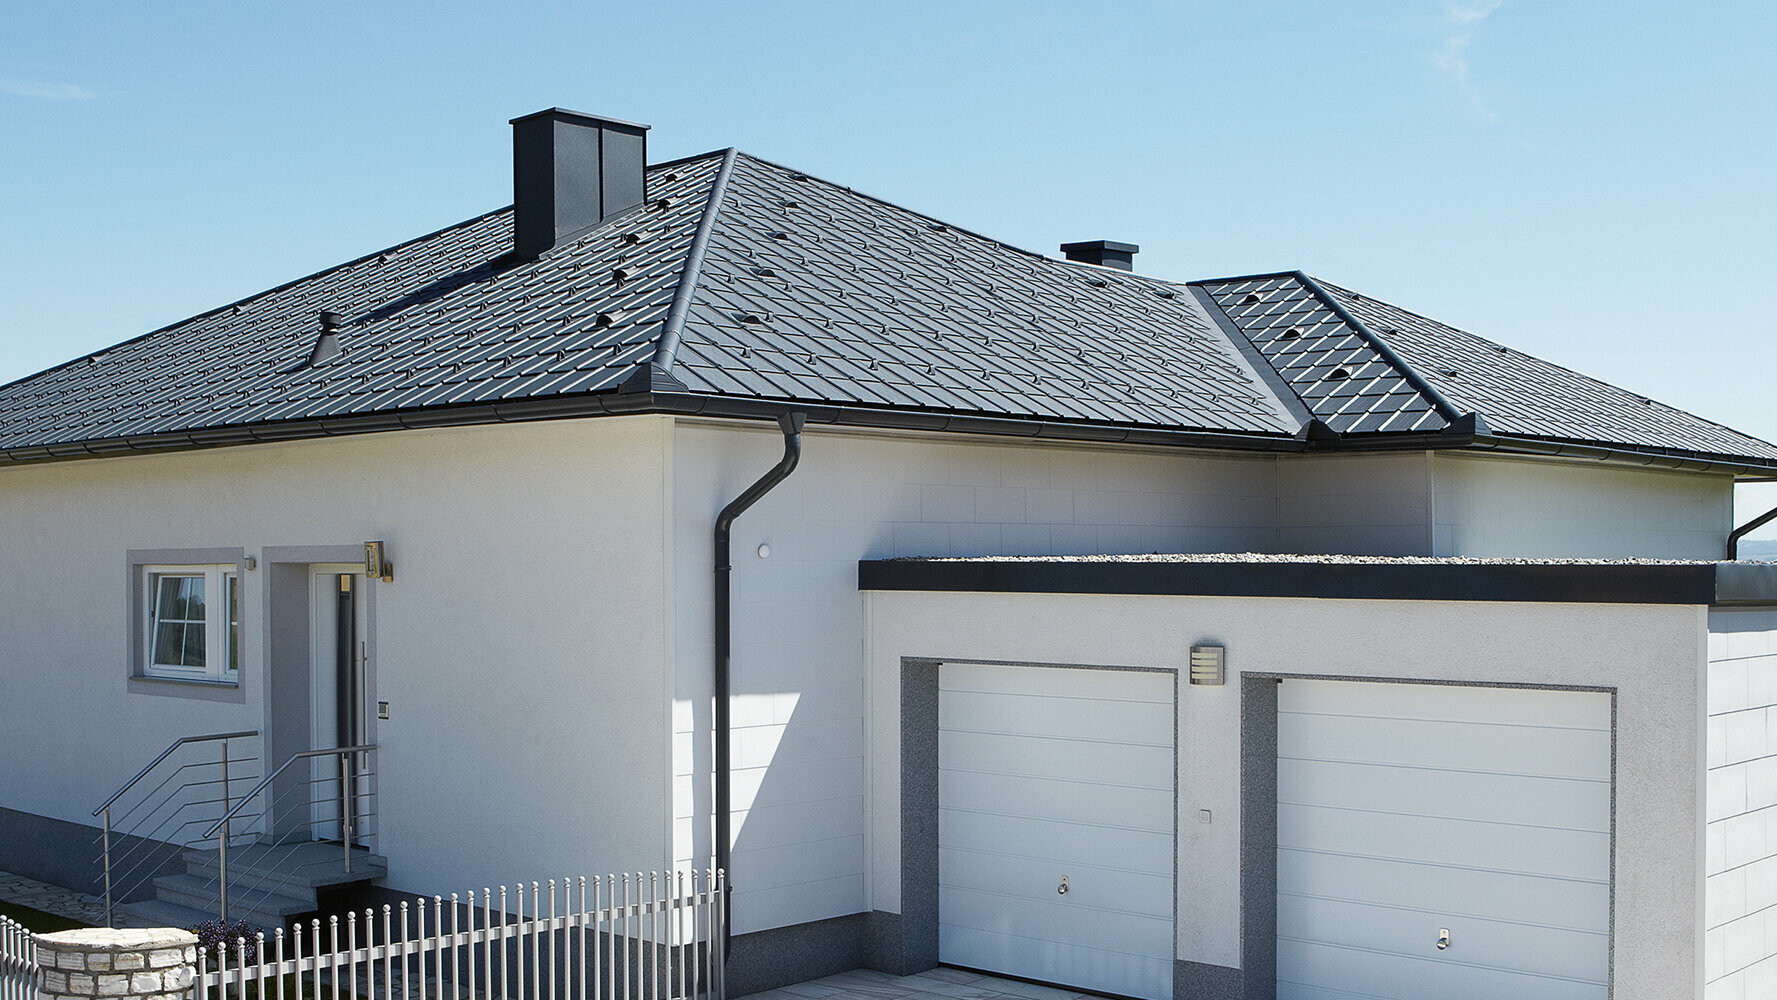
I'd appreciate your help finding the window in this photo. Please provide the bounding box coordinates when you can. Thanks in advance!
[143,565,240,682]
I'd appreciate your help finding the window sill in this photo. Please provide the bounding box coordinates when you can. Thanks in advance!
[131,674,240,690]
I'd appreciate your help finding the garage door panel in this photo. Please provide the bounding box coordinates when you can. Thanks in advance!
[939,663,1175,1000]
[940,729,1173,788]
[1277,849,1609,932]
[1278,940,1607,1000]
[1279,803,1609,881]
[940,767,1174,832]
[1279,678,1612,732]
[941,807,1173,873]
[1279,712,1610,781]
[939,846,1172,917]
[1279,893,1609,983]
[940,924,1173,999]
[940,663,1173,704]
[941,688,1173,746]
[1277,680,1611,1000]
[1279,757,1610,831]
[941,885,1173,956]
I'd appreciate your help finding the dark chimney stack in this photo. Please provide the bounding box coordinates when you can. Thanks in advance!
[1060,240,1139,271]
[511,109,650,259]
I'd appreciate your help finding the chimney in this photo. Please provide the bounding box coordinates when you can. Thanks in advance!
[510,109,650,258]
[1060,240,1139,271]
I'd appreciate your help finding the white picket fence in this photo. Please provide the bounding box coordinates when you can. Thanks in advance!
[2,869,724,1000]
[1,915,37,1000]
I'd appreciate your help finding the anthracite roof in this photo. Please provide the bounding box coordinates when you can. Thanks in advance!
[4,148,1775,473]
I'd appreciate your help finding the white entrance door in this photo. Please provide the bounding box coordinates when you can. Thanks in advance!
[309,566,366,842]
[938,663,1176,1000]
[1277,679,1612,1000]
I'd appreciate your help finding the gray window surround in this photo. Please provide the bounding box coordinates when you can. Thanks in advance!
[126,547,249,703]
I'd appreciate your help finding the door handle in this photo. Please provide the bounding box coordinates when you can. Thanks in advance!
[1436,928,1450,951]
[1057,875,1069,895]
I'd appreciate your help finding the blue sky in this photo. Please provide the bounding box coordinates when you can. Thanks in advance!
[4,2,1776,527]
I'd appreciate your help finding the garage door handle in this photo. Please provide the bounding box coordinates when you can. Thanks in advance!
[1057,875,1069,895]
[1437,928,1450,951]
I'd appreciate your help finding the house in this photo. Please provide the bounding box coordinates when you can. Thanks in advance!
[2,107,1775,1000]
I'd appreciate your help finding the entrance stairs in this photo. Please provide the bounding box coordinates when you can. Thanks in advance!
[119,841,387,933]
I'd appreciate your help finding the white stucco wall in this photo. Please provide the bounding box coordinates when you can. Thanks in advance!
[1705,609,1777,999]
[1275,452,1434,556]
[0,417,675,894]
[1434,454,1734,559]
[668,421,1279,933]
[863,590,1707,1000]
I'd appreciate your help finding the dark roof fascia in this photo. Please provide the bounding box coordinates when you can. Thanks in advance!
[1467,430,1777,478]
[857,557,1738,606]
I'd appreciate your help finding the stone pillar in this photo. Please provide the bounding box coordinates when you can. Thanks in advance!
[31,928,198,1000]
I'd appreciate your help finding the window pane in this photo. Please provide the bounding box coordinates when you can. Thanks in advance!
[181,576,205,623]
[181,621,206,667]
[153,622,184,666]
[155,576,184,622]
[227,574,239,673]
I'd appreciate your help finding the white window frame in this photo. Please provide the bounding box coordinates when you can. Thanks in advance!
[141,564,240,683]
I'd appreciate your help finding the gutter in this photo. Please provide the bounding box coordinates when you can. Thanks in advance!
[6,389,1776,477]
[712,410,805,950]
[1728,504,1777,560]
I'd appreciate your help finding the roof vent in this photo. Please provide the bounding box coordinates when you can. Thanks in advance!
[305,311,344,367]
[510,109,650,259]
[1060,240,1138,271]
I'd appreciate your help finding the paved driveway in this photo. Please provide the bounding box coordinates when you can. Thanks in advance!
[741,966,1095,1000]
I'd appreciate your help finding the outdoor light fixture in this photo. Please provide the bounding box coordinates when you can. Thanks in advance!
[363,541,394,582]
[1190,644,1226,686]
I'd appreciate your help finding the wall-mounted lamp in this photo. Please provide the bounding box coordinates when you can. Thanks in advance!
[363,541,394,582]
[1190,644,1226,686]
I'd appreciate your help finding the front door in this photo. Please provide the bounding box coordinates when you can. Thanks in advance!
[309,566,366,843]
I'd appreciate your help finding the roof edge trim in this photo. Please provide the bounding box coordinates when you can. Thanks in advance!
[650,147,739,375]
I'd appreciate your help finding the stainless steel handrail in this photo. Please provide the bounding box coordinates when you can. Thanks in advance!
[93,731,259,816]
[94,730,258,927]
[202,745,376,839]
[202,744,375,917]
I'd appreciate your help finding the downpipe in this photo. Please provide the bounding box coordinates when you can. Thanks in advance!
[714,411,805,953]
[1728,503,1777,559]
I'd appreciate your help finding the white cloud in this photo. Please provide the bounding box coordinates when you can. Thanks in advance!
[1435,0,1503,118]
[0,78,96,101]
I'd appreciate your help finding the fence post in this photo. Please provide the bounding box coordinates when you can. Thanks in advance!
[31,928,197,1000]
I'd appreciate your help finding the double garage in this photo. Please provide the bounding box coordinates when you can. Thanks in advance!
[864,557,1729,1000]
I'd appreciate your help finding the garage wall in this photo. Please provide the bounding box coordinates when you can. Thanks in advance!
[1706,610,1777,999]
[864,590,1706,1000]
[670,421,1278,934]
[1434,454,1733,559]
[0,417,676,894]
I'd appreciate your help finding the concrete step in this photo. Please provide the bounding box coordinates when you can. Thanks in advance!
[151,873,312,928]
[183,842,386,892]
[115,897,214,931]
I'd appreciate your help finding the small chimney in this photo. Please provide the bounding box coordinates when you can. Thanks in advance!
[1060,240,1139,271]
[510,109,650,259]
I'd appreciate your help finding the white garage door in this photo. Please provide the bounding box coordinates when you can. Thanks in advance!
[939,663,1176,1000]
[1277,679,1612,1000]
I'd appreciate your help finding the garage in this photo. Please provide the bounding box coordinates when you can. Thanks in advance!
[1276,678,1612,1000]
[937,663,1177,999]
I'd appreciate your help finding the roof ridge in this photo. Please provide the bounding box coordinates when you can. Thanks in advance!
[644,147,739,383]
[1293,271,1467,426]
[1310,274,1777,449]
[727,150,1066,269]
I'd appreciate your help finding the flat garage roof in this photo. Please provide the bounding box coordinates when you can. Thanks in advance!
[858,553,1777,606]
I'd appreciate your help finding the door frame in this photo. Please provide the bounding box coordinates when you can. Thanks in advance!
[260,545,381,844]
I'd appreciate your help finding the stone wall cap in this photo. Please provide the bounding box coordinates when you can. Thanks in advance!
[34,928,199,951]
